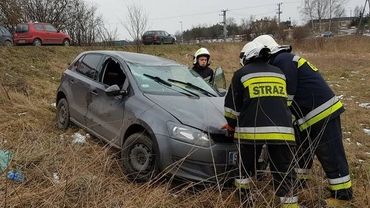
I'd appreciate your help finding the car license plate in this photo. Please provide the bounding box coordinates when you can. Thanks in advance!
[18,40,26,44]
[228,151,238,165]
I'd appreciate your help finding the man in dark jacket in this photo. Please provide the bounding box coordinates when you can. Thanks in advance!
[192,47,214,83]
[253,35,353,206]
[224,41,299,207]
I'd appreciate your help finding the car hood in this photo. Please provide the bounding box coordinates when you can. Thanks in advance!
[145,94,226,133]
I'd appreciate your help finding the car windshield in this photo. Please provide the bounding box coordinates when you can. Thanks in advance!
[128,63,218,97]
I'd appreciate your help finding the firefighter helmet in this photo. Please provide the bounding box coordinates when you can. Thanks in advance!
[193,48,210,64]
[239,41,270,66]
[253,35,291,54]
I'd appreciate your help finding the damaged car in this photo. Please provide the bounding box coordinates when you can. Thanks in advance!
[56,50,237,182]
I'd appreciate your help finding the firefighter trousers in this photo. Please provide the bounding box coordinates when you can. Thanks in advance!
[296,116,353,200]
[239,143,296,197]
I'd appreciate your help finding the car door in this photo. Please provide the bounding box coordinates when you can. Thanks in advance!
[44,24,60,44]
[163,31,171,43]
[68,53,104,126]
[86,56,127,145]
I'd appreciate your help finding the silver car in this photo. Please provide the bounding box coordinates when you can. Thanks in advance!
[56,51,237,182]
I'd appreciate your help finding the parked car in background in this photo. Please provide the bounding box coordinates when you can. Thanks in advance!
[0,26,13,46]
[142,30,176,45]
[13,22,71,46]
[322,31,334,38]
[56,50,237,182]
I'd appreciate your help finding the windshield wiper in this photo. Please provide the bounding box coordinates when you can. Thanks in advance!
[143,74,199,98]
[167,78,217,97]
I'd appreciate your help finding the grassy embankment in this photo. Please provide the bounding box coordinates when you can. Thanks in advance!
[0,36,369,207]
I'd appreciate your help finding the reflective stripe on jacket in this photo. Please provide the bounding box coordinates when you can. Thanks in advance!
[270,52,344,131]
[224,61,294,144]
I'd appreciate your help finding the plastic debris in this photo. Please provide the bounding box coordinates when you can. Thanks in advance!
[72,132,87,144]
[358,159,364,163]
[52,172,60,184]
[363,129,370,136]
[345,138,351,143]
[17,112,27,116]
[359,103,370,109]
[356,142,363,146]
[7,170,25,183]
[51,103,56,108]
[0,150,12,173]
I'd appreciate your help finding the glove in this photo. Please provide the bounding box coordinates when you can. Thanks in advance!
[222,124,235,132]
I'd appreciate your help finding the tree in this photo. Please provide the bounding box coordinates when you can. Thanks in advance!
[0,0,23,29]
[124,3,148,52]
[302,0,347,32]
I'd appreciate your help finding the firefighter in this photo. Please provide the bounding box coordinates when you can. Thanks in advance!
[253,35,353,206]
[224,41,299,207]
[192,47,214,83]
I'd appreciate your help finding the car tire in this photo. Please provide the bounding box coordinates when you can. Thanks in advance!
[122,132,158,182]
[33,39,42,46]
[56,98,70,130]
[63,39,70,46]
[4,40,12,47]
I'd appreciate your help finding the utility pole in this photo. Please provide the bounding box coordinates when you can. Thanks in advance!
[277,2,283,25]
[179,21,183,43]
[329,0,332,32]
[357,0,370,34]
[221,9,228,41]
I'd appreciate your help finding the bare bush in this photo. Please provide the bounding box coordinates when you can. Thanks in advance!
[123,3,148,52]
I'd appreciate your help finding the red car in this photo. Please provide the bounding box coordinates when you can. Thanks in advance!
[13,22,71,46]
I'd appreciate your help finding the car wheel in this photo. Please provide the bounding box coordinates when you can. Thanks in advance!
[56,98,70,130]
[4,40,12,47]
[33,39,42,46]
[63,39,70,46]
[122,132,158,181]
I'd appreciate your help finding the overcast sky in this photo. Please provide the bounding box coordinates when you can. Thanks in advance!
[85,0,366,40]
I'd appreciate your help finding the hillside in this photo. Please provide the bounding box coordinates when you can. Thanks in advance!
[0,37,369,207]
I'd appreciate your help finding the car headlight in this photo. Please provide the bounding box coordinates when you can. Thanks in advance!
[167,122,213,147]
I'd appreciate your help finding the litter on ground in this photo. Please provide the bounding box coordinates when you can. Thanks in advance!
[363,129,370,136]
[359,103,370,109]
[0,150,12,173]
[71,132,90,144]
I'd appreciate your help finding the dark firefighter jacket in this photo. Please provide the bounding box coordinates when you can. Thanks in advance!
[269,52,344,131]
[192,64,214,83]
[224,61,295,144]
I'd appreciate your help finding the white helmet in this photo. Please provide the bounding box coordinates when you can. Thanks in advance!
[253,35,291,54]
[193,47,210,64]
[239,41,270,66]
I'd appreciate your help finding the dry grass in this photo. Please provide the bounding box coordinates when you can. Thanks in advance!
[0,36,369,207]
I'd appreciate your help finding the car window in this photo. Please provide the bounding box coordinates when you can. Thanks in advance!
[34,24,44,31]
[0,27,3,35]
[76,54,103,80]
[128,63,218,96]
[144,31,154,35]
[100,58,126,88]
[44,24,57,32]
[16,24,28,33]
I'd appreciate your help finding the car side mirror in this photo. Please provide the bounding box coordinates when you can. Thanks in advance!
[213,67,226,89]
[105,84,128,96]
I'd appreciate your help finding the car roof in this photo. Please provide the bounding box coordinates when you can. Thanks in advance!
[84,50,180,66]
[145,30,166,33]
